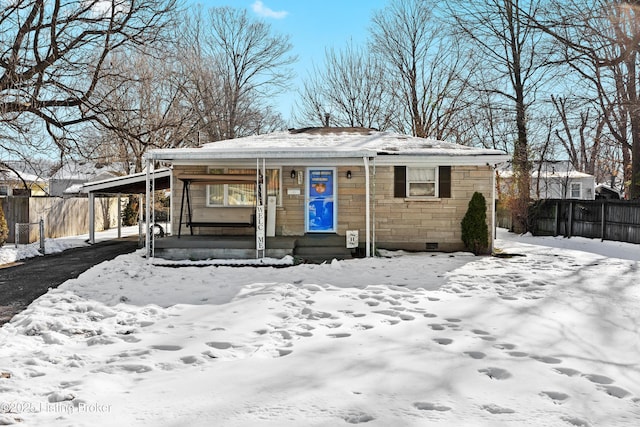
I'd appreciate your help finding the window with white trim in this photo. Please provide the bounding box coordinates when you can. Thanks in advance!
[407,167,438,197]
[206,167,281,207]
[394,165,451,198]
[570,182,581,199]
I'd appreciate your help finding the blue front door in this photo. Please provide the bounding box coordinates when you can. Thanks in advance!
[306,168,336,233]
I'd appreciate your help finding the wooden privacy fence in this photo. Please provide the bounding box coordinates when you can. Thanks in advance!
[529,199,640,244]
[1,196,119,243]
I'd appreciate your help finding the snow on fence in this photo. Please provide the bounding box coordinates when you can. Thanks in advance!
[530,199,640,244]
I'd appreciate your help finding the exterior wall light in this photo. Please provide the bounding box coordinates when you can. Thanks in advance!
[290,169,296,179]
[346,170,352,179]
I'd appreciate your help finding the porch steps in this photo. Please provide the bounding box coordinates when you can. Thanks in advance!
[294,234,354,263]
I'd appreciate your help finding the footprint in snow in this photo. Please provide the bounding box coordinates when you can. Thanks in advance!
[413,401,451,411]
[422,313,437,318]
[296,331,313,337]
[478,367,512,380]
[507,351,528,358]
[540,391,570,404]
[150,345,182,351]
[342,411,375,424]
[180,355,203,365]
[584,374,614,384]
[464,351,486,359]
[327,333,351,338]
[206,342,233,350]
[429,324,445,331]
[531,355,562,364]
[599,385,631,399]
[433,338,453,345]
[471,329,490,335]
[553,367,581,377]
[561,416,591,426]
[481,404,515,414]
[493,343,517,350]
[355,324,374,330]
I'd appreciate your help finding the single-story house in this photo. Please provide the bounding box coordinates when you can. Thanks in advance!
[498,162,596,201]
[0,167,48,197]
[142,127,508,261]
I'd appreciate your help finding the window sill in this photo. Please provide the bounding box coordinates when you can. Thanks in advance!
[404,197,442,202]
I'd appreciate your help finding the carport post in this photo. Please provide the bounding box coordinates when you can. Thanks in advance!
[145,161,151,258]
[117,193,122,239]
[89,192,96,244]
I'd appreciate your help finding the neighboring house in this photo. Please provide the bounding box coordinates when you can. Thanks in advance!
[1,160,122,198]
[498,162,596,200]
[144,127,508,259]
[0,167,48,197]
[48,162,119,197]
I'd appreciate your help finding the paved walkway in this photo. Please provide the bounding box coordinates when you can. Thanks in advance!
[0,237,139,326]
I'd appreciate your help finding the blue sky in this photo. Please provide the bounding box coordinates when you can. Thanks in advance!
[193,0,388,124]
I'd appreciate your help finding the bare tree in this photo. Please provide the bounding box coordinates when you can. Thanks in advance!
[178,6,295,141]
[83,50,198,173]
[295,42,393,129]
[0,0,176,161]
[370,0,472,141]
[551,95,605,177]
[448,0,547,232]
[532,0,640,199]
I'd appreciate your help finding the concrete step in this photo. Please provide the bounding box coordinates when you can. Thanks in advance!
[294,246,353,263]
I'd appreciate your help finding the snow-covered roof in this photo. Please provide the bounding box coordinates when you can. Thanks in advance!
[147,128,508,165]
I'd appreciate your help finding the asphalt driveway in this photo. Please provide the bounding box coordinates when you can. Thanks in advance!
[0,237,140,326]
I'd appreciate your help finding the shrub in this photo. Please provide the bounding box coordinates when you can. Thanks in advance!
[461,191,489,255]
[0,203,8,247]
[122,195,139,226]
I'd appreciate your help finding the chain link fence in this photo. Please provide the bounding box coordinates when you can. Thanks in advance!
[14,219,45,254]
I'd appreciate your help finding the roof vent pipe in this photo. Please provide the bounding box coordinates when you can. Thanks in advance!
[324,112,330,127]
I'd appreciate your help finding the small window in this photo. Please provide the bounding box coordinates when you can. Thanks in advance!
[394,166,451,198]
[570,182,581,199]
[207,168,281,207]
[407,167,437,197]
[0,186,8,196]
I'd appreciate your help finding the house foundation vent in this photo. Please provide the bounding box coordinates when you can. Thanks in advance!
[426,242,439,250]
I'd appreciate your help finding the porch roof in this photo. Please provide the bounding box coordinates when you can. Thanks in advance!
[82,168,171,194]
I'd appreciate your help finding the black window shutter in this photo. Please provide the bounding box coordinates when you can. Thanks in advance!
[439,166,451,198]
[394,166,406,198]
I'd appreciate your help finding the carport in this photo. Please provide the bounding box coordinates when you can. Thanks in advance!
[82,169,171,245]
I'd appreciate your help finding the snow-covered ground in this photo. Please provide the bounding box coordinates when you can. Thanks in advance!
[1,230,639,426]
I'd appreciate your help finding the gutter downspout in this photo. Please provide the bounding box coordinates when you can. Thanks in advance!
[492,164,497,252]
[145,158,151,259]
[364,156,371,257]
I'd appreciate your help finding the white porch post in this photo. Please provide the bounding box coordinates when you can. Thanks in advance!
[145,159,151,259]
[88,192,95,244]
[138,194,144,248]
[492,165,497,251]
[364,156,371,257]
